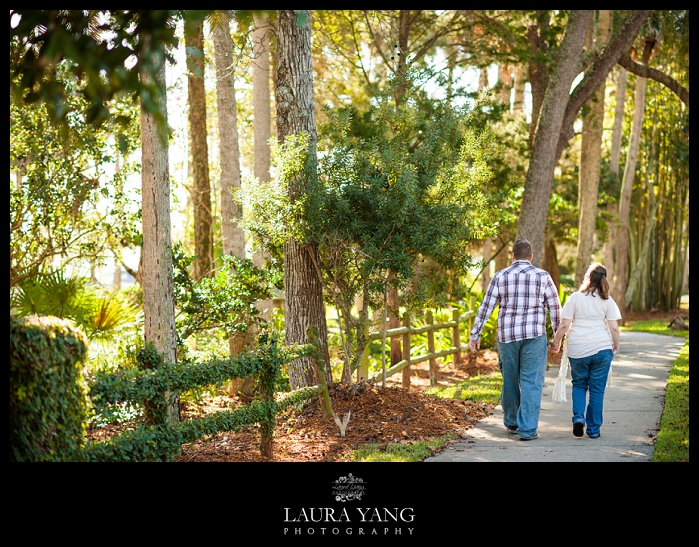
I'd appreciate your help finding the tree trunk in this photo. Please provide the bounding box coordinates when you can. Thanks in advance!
[387,282,402,367]
[613,38,654,315]
[517,10,593,265]
[574,10,612,285]
[213,20,245,260]
[213,18,255,400]
[517,9,649,267]
[276,10,331,389]
[526,10,551,148]
[610,68,628,179]
[253,13,273,185]
[185,18,213,281]
[554,11,651,163]
[541,235,560,292]
[603,66,628,273]
[495,235,511,271]
[252,12,274,321]
[626,176,658,306]
[513,65,527,116]
[140,58,179,424]
[497,64,512,108]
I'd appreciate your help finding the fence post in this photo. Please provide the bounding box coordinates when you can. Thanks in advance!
[452,308,461,366]
[307,326,333,419]
[427,311,437,385]
[401,311,412,388]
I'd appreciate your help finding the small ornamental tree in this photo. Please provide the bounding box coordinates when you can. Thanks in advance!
[242,83,507,383]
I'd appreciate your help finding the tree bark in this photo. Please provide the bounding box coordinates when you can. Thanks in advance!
[603,66,628,274]
[213,17,254,399]
[185,18,214,281]
[555,10,652,164]
[213,20,245,260]
[541,236,560,291]
[617,52,689,109]
[276,10,331,389]
[526,11,550,148]
[613,37,654,316]
[517,10,593,265]
[252,12,274,321]
[140,58,179,424]
[513,65,527,116]
[574,10,612,285]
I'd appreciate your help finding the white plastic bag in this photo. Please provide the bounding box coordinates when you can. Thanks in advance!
[552,339,569,403]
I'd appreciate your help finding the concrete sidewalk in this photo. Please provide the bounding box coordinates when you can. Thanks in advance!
[424,331,686,462]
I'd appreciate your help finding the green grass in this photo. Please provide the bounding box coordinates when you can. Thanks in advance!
[651,340,689,462]
[620,318,689,337]
[351,313,690,462]
[424,372,502,405]
[351,435,456,462]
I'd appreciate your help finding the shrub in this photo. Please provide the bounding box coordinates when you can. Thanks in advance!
[10,315,90,462]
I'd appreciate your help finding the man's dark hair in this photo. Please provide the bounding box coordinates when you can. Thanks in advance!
[512,238,533,260]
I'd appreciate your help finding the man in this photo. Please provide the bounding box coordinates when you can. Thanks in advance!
[469,238,561,441]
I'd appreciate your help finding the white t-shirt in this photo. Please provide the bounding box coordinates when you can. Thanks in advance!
[561,291,622,358]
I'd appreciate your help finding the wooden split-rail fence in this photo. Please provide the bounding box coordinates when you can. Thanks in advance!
[355,308,477,388]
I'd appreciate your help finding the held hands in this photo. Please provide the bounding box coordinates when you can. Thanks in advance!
[469,339,480,354]
[549,338,562,353]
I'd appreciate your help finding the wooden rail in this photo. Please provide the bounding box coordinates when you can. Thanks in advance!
[361,308,476,388]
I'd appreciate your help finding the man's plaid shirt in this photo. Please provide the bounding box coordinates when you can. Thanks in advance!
[470,260,562,344]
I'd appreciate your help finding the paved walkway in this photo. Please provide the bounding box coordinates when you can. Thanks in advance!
[424,331,686,462]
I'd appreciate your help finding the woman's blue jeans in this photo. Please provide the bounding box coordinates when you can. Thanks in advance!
[497,335,548,439]
[569,349,614,438]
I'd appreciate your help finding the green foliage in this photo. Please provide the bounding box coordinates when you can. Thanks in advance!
[10,271,141,343]
[242,81,508,380]
[84,331,318,460]
[10,65,141,288]
[84,403,270,462]
[11,310,322,461]
[81,287,142,343]
[408,308,458,357]
[172,245,279,345]
[652,340,689,462]
[12,271,90,319]
[10,316,91,462]
[10,10,276,131]
[315,97,505,301]
[11,10,182,127]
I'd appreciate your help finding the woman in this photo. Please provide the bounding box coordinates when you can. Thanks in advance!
[550,262,621,439]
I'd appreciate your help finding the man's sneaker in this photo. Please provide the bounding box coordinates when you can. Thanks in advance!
[507,425,519,435]
[518,434,538,441]
[573,422,584,437]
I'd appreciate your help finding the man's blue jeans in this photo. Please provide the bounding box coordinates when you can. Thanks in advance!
[569,349,614,438]
[497,335,548,439]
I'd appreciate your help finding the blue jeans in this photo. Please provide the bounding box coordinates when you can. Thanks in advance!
[497,335,548,439]
[569,349,614,438]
